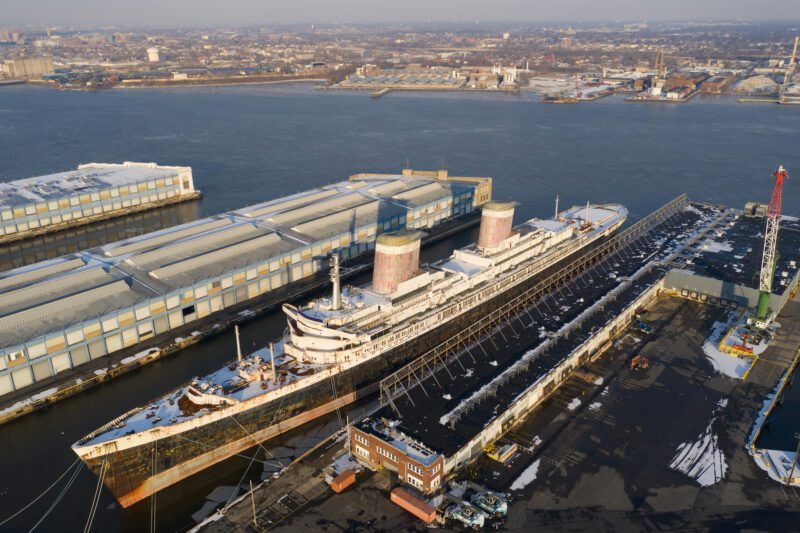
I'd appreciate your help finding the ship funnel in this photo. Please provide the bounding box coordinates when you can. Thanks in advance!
[372,230,423,295]
[478,201,516,250]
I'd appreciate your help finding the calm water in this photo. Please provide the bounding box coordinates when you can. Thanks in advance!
[0,83,799,532]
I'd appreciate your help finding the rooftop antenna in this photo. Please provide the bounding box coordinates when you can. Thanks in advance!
[235,325,242,363]
[406,157,410,170]
[555,195,560,220]
[440,156,445,170]
[330,254,342,311]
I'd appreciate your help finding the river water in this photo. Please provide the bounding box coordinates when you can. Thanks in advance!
[0,83,799,532]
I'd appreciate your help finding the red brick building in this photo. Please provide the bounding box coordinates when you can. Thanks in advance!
[350,418,445,494]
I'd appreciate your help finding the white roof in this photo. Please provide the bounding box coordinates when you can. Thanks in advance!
[0,163,182,210]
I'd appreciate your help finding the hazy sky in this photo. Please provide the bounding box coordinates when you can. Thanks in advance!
[5,0,800,27]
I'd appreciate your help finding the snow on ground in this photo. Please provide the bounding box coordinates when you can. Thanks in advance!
[443,394,452,400]
[120,348,158,365]
[567,397,582,411]
[0,387,58,416]
[594,377,604,385]
[489,360,498,367]
[703,240,734,253]
[93,368,107,376]
[532,435,543,447]
[702,318,756,379]
[588,402,602,412]
[511,459,541,490]
[669,399,728,486]
[510,459,541,491]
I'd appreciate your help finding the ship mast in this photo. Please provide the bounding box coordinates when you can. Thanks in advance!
[554,195,559,220]
[235,325,242,363]
[330,254,342,310]
[269,342,277,382]
[585,201,591,227]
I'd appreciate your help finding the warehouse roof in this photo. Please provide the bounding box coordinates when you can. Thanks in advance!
[0,171,488,349]
[0,162,186,210]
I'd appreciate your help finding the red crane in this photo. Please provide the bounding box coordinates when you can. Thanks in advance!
[754,165,789,326]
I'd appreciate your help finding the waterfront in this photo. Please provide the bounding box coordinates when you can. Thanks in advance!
[1,83,800,531]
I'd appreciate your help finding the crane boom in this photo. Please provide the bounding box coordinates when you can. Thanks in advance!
[756,165,788,322]
[780,36,799,101]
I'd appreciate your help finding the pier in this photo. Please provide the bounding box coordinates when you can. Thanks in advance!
[371,88,392,98]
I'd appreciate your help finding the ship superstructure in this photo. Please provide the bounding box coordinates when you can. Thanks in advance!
[73,200,626,507]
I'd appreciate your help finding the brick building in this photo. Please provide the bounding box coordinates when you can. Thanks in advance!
[350,417,445,494]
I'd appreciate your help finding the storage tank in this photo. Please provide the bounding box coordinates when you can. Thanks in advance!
[478,201,515,250]
[373,231,422,294]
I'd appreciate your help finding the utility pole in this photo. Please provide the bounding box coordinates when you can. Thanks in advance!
[250,479,258,529]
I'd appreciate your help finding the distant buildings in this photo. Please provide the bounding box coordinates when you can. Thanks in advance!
[624,22,649,32]
[1,56,54,79]
[147,47,160,63]
[0,30,21,43]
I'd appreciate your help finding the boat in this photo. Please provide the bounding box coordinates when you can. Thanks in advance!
[72,200,627,507]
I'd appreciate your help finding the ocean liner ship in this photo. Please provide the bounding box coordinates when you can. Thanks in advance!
[73,200,627,507]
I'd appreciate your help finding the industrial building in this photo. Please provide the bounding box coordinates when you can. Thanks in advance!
[0,169,491,398]
[0,56,54,79]
[351,418,445,494]
[0,162,199,243]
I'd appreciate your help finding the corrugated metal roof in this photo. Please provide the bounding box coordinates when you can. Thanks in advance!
[268,192,370,226]
[0,266,110,313]
[242,188,339,218]
[149,232,287,281]
[0,258,85,292]
[105,219,232,258]
[0,280,133,335]
[130,223,263,270]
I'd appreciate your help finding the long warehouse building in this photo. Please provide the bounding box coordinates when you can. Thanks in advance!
[0,169,491,398]
[0,161,200,243]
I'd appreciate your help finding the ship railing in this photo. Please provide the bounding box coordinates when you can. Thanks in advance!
[378,194,690,414]
[73,405,146,446]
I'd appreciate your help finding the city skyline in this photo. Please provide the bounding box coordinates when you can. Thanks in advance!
[5,0,800,27]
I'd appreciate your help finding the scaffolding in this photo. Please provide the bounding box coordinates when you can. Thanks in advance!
[378,194,689,414]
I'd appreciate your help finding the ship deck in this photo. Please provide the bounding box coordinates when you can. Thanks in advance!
[76,339,337,446]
